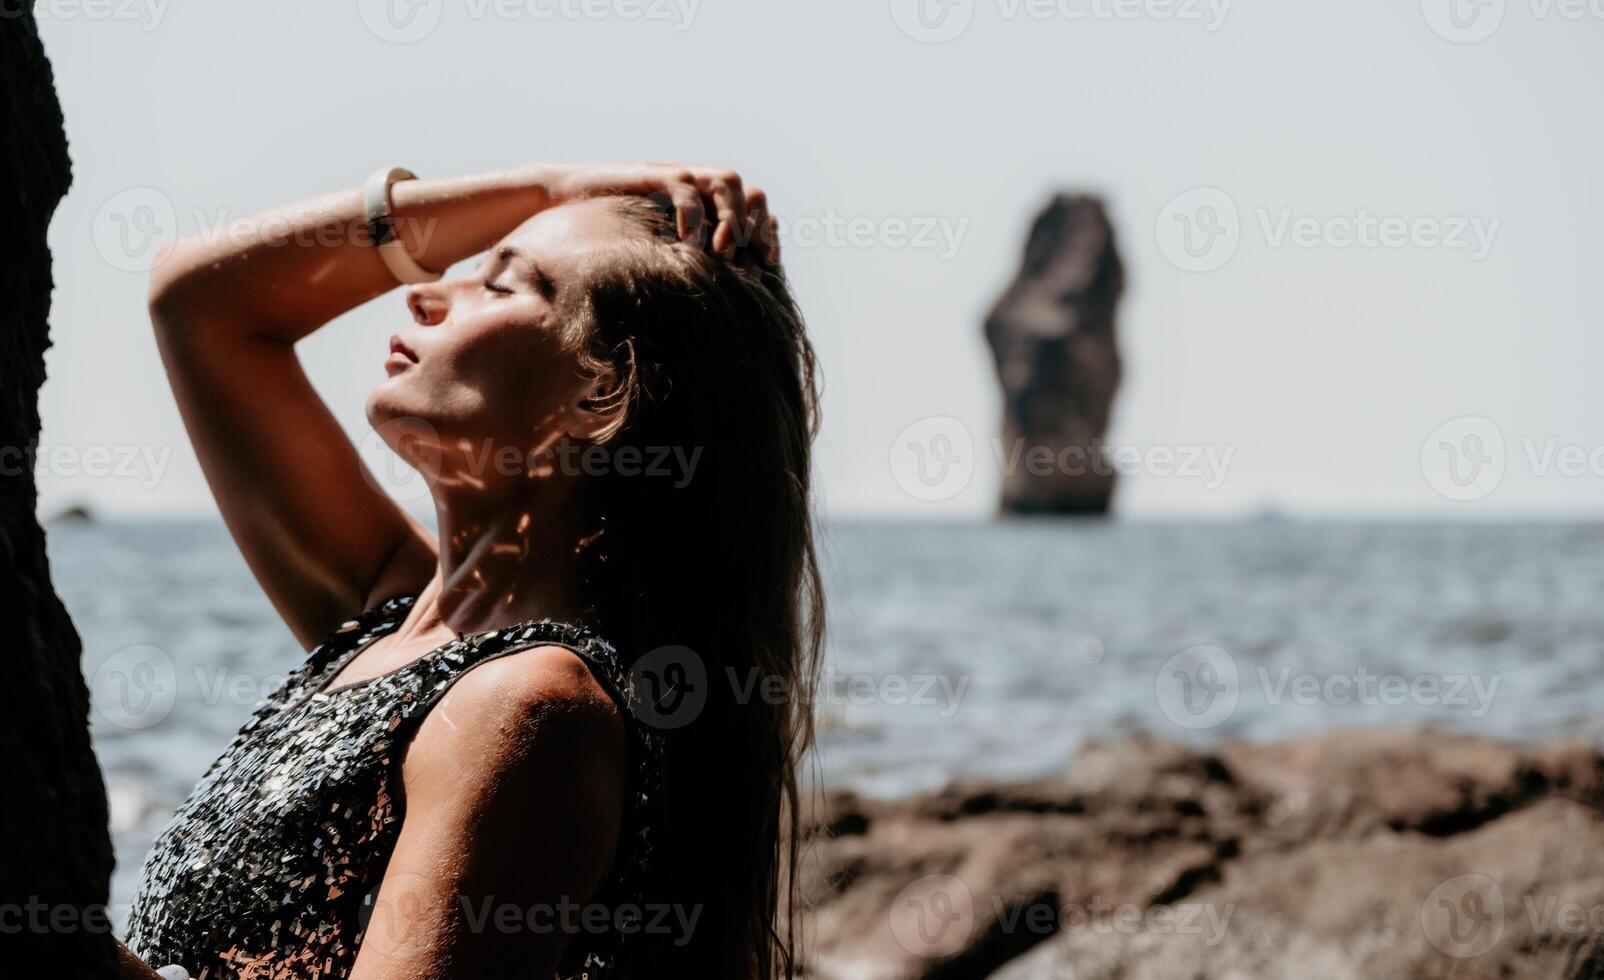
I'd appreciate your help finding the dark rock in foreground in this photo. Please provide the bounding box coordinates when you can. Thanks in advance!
[800,730,1604,979]
[984,195,1124,516]
[1,7,117,979]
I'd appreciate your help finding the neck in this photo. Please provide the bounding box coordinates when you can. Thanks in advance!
[407,471,596,639]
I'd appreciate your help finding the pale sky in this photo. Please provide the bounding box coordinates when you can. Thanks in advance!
[32,0,1604,519]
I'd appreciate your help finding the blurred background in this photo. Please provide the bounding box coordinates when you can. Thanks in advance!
[31,2,1604,970]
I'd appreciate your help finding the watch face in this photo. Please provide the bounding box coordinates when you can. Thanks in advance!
[368,213,396,247]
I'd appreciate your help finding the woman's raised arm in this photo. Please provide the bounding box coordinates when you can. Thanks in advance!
[148,162,764,646]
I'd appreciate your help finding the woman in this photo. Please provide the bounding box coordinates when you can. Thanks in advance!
[114,163,824,979]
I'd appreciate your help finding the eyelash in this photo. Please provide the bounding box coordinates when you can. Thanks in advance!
[484,281,514,295]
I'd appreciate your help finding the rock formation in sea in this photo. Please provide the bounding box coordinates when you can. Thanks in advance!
[984,195,1123,516]
[0,9,117,978]
[800,729,1604,979]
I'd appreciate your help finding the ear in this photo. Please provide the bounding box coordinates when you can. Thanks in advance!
[567,353,632,443]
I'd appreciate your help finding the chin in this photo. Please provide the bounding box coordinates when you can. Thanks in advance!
[364,376,424,426]
[364,384,394,427]
[365,388,443,460]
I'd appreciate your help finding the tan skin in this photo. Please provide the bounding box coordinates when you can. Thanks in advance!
[118,163,775,978]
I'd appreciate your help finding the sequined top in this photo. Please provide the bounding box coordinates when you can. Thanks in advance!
[125,594,661,980]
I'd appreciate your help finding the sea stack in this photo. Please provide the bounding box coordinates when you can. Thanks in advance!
[984,195,1124,515]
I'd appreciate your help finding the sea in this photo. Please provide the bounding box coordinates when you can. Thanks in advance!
[45,517,1604,921]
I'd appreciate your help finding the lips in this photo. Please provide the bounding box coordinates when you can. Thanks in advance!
[388,335,419,363]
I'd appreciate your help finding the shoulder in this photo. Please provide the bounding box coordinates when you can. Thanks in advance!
[402,643,627,814]
[369,645,634,975]
[451,642,625,732]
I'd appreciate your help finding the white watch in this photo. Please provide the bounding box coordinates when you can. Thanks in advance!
[363,166,442,284]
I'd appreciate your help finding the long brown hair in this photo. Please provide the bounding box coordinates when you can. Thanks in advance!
[563,196,823,978]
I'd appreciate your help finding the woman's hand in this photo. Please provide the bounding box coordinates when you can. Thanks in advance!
[538,162,780,263]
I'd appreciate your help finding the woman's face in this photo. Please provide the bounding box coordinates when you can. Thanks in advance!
[365,199,636,483]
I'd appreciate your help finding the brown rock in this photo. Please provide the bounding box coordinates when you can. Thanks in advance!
[801,730,1604,979]
[984,195,1124,516]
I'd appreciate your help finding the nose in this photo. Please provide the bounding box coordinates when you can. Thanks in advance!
[406,283,448,326]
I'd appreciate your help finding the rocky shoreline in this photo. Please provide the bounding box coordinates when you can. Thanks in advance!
[799,730,1604,979]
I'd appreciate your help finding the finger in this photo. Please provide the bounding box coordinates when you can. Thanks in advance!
[744,187,772,263]
[764,215,781,264]
[667,181,705,243]
[699,170,748,255]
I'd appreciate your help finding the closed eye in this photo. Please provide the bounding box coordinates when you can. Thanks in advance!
[485,280,515,295]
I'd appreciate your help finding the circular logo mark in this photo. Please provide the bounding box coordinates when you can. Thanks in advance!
[359,0,444,43]
[1421,416,1505,502]
[889,874,976,958]
[889,0,975,43]
[626,645,709,730]
[92,187,176,273]
[1156,187,1240,273]
[1154,645,1238,730]
[1075,634,1105,664]
[357,416,440,504]
[1421,874,1504,958]
[1421,0,1506,43]
[358,870,434,947]
[92,644,177,730]
[890,416,975,503]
